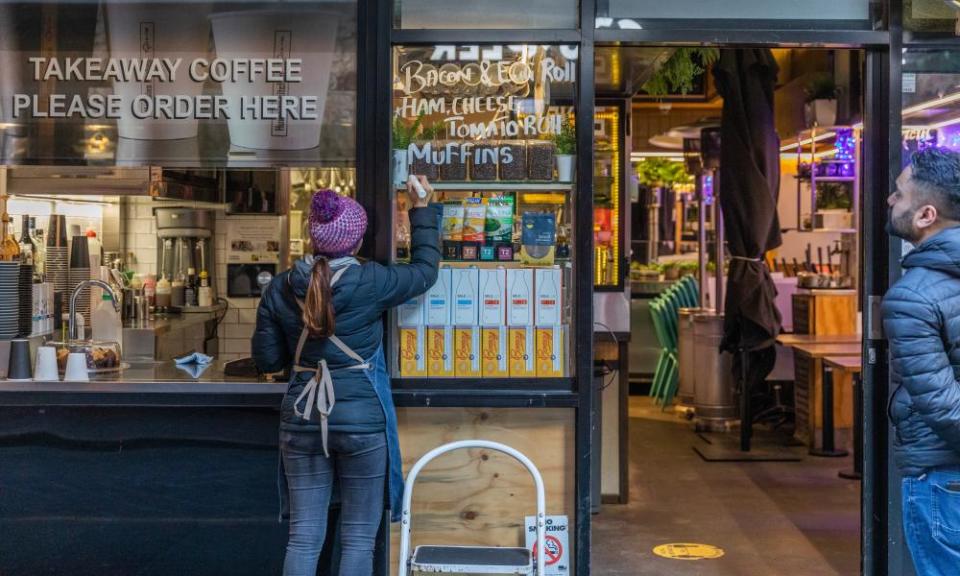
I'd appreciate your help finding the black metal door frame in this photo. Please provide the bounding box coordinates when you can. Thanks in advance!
[358,2,902,574]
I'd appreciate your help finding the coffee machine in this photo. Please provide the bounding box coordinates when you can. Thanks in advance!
[155,207,216,308]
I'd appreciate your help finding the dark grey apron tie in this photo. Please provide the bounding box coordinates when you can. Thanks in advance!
[290,264,368,457]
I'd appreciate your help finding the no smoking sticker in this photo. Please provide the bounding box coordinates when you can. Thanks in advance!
[653,543,725,561]
[525,515,569,574]
[532,535,563,565]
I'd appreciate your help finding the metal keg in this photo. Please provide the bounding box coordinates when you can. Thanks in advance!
[693,312,739,429]
[678,307,712,406]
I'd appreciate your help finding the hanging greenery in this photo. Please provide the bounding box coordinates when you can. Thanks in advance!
[636,158,693,188]
[642,48,720,96]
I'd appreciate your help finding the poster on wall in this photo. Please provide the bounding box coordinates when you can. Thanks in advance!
[224,216,281,264]
[0,0,357,166]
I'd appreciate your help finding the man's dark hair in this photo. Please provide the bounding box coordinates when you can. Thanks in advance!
[910,147,960,221]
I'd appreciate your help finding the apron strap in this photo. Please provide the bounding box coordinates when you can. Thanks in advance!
[289,261,366,457]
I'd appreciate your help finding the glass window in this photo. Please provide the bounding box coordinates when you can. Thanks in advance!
[0,0,357,167]
[597,0,883,30]
[901,49,960,161]
[391,44,578,381]
[394,0,578,30]
[905,0,960,34]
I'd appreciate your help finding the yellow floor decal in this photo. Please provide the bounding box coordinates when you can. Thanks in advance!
[653,543,725,561]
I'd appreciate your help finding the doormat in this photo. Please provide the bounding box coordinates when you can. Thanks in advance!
[693,432,804,462]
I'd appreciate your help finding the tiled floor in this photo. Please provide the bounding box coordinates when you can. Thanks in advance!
[592,397,860,575]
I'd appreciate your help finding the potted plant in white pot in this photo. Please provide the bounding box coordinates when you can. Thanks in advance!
[803,74,841,128]
[392,115,421,188]
[553,118,576,182]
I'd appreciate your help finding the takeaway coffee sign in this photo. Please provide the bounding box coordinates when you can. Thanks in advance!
[0,4,349,163]
[17,57,318,123]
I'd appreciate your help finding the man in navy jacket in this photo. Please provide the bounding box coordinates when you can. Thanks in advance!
[883,147,960,574]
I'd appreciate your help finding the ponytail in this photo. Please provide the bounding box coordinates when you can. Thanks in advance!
[303,256,336,338]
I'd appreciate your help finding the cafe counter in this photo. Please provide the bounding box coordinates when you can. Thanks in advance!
[0,360,283,406]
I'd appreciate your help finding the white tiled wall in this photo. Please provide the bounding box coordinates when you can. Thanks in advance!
[122,197,157,276]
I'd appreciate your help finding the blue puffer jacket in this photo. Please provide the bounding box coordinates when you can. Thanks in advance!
[883,226,960,476]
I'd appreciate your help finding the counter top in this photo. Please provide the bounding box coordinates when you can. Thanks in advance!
[0,361,283,396]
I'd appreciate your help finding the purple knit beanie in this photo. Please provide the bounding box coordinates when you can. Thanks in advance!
[308,189,367,258]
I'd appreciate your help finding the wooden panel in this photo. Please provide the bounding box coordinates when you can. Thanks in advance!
[390,408,576,575]
[812,294,857,336]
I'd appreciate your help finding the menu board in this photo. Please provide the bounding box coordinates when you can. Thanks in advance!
[392,45,577,185]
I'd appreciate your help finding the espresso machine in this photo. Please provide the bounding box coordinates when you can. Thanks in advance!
[155,207,216,308]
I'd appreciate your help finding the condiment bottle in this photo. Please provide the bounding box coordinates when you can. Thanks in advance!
[198,270,213,307]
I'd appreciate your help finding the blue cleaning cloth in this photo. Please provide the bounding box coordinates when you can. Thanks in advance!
[176,362,211,379]
[174,352,214,366]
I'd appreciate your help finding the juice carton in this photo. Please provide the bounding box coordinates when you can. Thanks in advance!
[399,326,427,377]
[455,326,482,377]
[427,326,454,377]
[482,325,509,378]
[536,325,566,377]
[509,326,536,377]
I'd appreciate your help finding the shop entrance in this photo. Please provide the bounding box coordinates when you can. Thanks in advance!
[592,46,868,575]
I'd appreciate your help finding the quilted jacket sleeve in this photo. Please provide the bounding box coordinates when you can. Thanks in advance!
[372,206,441,310]
[252,280,292,373]
[883,283,960,447]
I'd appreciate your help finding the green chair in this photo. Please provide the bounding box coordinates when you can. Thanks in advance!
[649,299,679,407]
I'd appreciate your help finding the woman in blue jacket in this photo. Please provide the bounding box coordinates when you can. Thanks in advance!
[253,178,439,576]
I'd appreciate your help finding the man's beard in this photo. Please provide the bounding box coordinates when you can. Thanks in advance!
[886,208,919,243]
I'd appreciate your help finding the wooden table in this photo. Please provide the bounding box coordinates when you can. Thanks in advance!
[776,333,861,347]
[825,355,864,480]
[782,341,861,451]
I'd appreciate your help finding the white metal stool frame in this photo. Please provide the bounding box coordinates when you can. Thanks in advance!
[398,440,547,576]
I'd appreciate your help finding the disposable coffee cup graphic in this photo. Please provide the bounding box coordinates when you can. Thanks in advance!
[210,9,337,151]
[106,2,212,140]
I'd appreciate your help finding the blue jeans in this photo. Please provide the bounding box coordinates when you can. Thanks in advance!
[902,467,960,576]
[280,430,387,576]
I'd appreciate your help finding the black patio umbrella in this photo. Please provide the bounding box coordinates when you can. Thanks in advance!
[712,49,783,451]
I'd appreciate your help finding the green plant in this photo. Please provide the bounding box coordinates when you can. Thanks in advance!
[420,121,443,141]
[816,182,853,210]
[804,74,841,103]
[552,117,576,155]
[643,48,720,96]
[636,158,694,188]
[392,114,422,150]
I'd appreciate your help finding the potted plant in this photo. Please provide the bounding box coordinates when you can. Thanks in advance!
[552,117,576,182]
[392,115,421,188]
[803,74,841,128]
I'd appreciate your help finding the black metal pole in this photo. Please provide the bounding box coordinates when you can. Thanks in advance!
[810,366,849,458]
[740,348,751,452]
[839,373,863,479]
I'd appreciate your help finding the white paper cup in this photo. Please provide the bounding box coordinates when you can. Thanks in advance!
[210,9,338,151]
[64,352,90,382]
[34,346,59,381]
[106,2,212,140]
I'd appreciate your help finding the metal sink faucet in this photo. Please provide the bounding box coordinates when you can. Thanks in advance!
[69,280,120,340]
